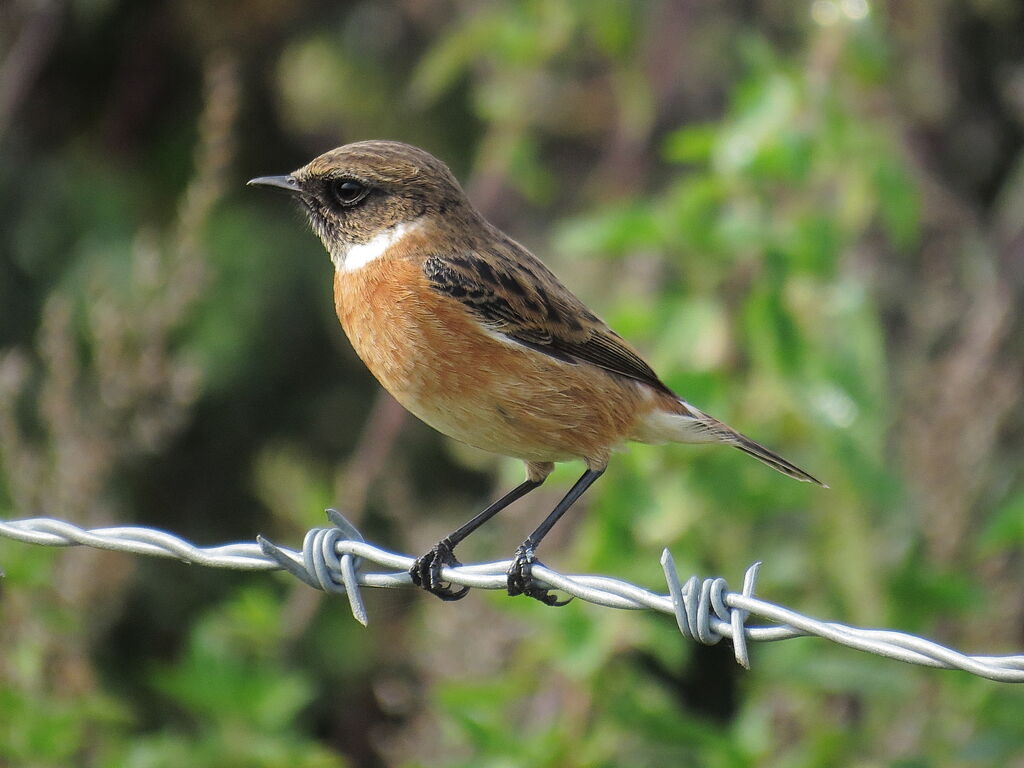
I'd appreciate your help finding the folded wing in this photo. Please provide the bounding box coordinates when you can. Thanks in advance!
[423,242,676,398]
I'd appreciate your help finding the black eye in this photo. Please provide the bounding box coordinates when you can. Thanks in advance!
[330,179,368,207]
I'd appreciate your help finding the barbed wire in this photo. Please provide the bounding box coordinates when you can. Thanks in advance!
[1,510,1022,682]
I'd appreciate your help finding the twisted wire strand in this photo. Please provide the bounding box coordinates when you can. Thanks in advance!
[1,510,1022,682]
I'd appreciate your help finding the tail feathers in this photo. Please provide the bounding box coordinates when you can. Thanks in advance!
[731,433,827,487]
[637,400,826,486]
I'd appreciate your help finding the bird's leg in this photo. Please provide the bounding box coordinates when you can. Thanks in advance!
[507,467,605,606]
[411,478,543,601]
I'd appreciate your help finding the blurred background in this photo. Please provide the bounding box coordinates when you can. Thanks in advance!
[1,0,1023,765]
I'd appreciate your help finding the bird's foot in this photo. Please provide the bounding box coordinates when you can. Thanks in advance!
[409,538,470,601]
[506,543,572,606]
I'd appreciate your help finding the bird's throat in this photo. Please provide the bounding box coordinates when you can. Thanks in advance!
[331,220,421,273]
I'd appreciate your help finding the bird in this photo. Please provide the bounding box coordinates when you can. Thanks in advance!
[249,140,824,605]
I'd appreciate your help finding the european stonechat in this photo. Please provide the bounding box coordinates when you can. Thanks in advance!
[250,141,824,605]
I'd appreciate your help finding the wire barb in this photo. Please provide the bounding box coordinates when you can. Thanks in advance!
[258,508,368,625]
[1,511,1023,682]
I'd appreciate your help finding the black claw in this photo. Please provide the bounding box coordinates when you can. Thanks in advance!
[506,544,572,607]
[410,539,470,601]
[525,585,573,607]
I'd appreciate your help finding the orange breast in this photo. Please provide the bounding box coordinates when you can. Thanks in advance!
[333,250,655,468]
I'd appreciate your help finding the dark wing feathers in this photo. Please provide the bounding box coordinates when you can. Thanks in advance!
[423,244,675,396]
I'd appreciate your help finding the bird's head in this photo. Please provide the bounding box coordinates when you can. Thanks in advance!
[249,140,475,269]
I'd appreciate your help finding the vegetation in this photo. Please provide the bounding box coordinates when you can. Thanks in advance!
[1,1,1022,765]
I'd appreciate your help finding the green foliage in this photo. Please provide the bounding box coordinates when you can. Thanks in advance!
[119,588,344,768]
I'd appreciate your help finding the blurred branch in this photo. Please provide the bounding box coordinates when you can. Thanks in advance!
[334,393,408,518]
[1,510,1022,683]
[0,0,62,143]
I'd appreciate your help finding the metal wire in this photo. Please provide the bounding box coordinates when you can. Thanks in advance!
[1,510,1022,682]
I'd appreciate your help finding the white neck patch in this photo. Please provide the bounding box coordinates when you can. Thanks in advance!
[332,220,419,273]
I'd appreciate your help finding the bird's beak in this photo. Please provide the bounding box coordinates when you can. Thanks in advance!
[247,174,302,194]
